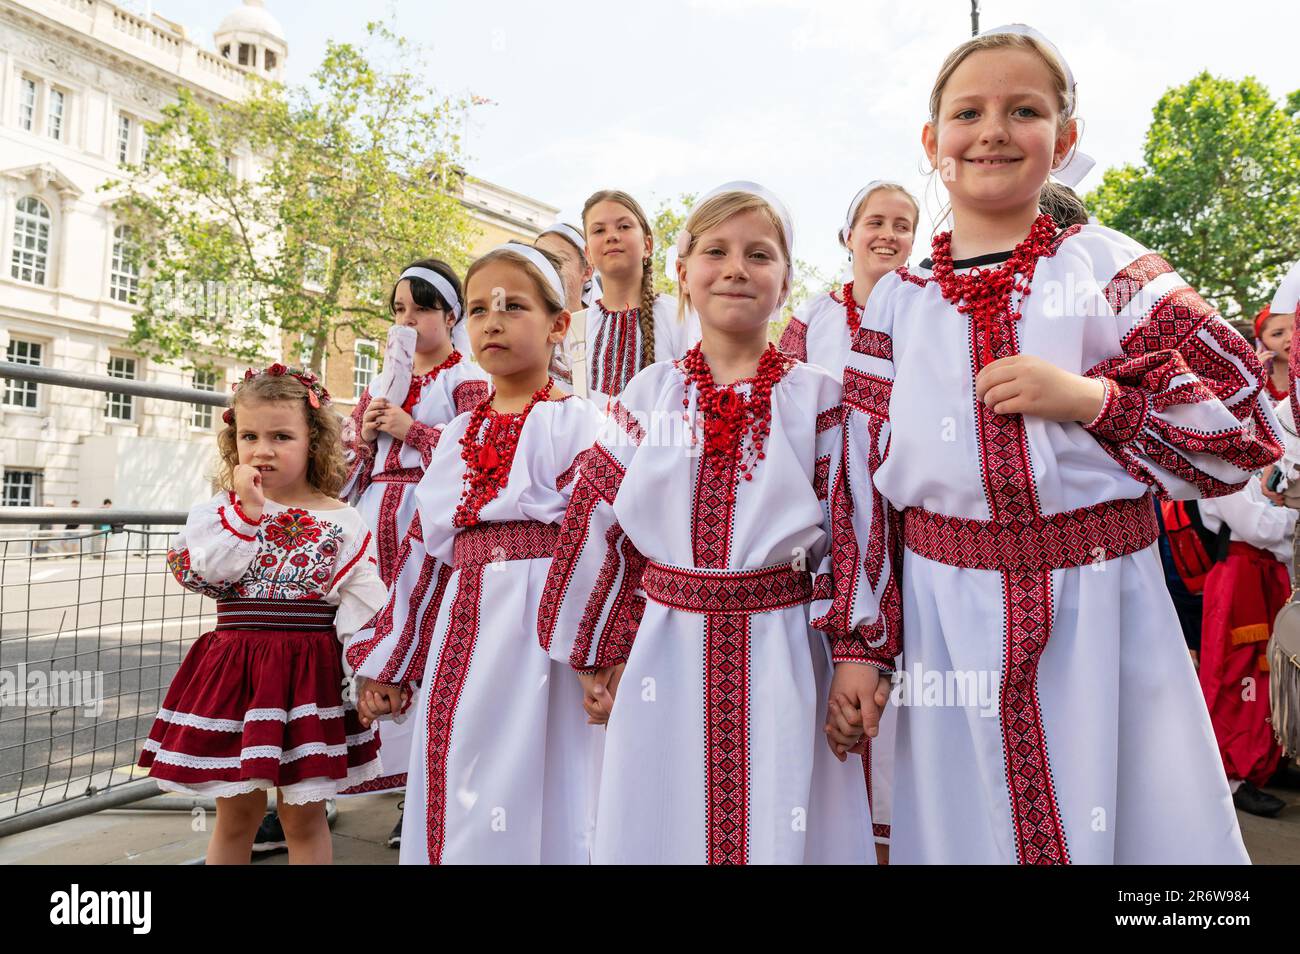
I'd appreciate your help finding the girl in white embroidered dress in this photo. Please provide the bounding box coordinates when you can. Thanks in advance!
[540,185,877,864]
[816,26,1281,864]
[337,260,488,809]
[349,243,605,863]
[779,182,918,376]
[571,190,696,407]
[139,367,387,864]
[342,258,489,585]
[778,181,919,864]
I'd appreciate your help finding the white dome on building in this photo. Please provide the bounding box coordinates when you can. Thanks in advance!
[214,0,287,79]
[216,1,285,43]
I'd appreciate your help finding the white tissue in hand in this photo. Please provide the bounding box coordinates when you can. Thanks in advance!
[373,325,417,405]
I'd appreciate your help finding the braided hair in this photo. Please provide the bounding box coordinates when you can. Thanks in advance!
[583,189,656,367]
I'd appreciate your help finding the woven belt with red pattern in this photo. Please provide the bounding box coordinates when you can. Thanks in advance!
[452,519,561,571]
[370,467,423,484]
[902,495,1159,572]
[641,560,812,615]
[215,597,338,631]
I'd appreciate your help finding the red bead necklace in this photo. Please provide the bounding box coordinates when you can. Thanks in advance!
[679,344,793,501]
[841,281,863,336]
[402,349,463,413]
[453,376,553,527]
[929,212,1058,369]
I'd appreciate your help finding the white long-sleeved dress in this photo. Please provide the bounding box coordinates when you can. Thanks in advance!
[818,223,1281,863]
[539,358,878,864]
[339,352,488,795]
[345,396,606,863]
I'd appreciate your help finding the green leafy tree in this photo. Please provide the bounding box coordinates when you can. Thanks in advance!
[650,191,695,300]
[1087,72,1300,322]
[107,21,477,372]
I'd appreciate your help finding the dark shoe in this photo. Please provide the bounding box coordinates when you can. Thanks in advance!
[1233,780,1286,818]
[387,801,403,849]
[252,808,288,854]
[1268,759,1300,791]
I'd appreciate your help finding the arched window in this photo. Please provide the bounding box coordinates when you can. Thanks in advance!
[110,225,140,304]
[10,196,51,285]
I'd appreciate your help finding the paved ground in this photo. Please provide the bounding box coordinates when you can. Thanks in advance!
[2,784,1298,864]
[0,791,403,865]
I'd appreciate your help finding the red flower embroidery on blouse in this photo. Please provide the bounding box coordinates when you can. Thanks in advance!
[264,509,323,551]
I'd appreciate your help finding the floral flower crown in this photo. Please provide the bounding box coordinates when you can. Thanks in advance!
[222,363,332,425]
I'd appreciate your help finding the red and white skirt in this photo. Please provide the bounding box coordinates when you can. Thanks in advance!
[138,599,381,804]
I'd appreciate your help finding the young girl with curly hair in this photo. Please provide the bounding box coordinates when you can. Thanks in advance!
[138,365,387,863]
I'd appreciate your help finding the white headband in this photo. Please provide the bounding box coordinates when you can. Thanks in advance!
[840,180,909,244]
[538,223,587,257]
[672,180,795,283]
[398,267,461,322]
[495,243,568,305]
[976,23,1096,188]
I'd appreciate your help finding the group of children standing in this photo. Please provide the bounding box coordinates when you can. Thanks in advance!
[139,24,1294,864]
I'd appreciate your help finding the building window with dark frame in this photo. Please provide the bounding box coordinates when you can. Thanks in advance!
[2,338,43,409]
[2,469,40,507]
[191,368,218,429]
[105,355,137,421]
[11,196,52,285]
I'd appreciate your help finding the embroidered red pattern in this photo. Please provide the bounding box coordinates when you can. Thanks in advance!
[592,535,646,669]
[375,483,406,586]
[451,519,560,570]
[608,400,645,445]
[454,379,489,416]
[960,267,1069,865]
[591,303,642,397]
[690,441,751,864]
[641,561,812,615]
[843,367,891,419]
[404,422,441,467]
[1103,252,1172,315]
[377,552,440,683]
[537,445,627,654]
[345,516,420,675]
[815,405,843,434]
[863,416,888,590]
[999,571,1070,865]
[339,772,407,796]
[814,454,830,501]
[704,613,750,866]
[424,565,482,864]
[407,562,454,683]
[853,328,893,362]
[778,317,808,362]
[570,521,628,670]
[903,496,1159,571]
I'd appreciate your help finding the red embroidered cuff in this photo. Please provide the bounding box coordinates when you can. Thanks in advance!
[230,497,264,527]
[219,507,259,543]
[404,422,440,466]
[1083,378,1148,444]
[829,654,895,675]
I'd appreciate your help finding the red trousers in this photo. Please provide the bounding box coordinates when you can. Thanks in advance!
[1199,542,1286,786]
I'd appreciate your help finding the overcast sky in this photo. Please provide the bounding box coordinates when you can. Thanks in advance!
[148,0,1300,280]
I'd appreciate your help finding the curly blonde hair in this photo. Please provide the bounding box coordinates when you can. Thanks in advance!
[216,368,348,497]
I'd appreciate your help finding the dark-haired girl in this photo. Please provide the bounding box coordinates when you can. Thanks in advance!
[338,259,488,803]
